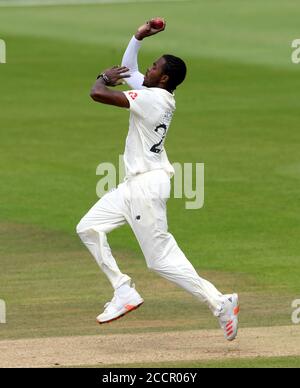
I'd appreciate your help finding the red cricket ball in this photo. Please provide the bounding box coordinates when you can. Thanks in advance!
[150,18,165,30]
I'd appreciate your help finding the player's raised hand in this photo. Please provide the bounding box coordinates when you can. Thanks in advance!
[101,66,130,86]
[135,18,166,41]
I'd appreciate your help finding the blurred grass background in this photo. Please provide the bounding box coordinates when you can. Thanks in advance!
[0,0,299,347]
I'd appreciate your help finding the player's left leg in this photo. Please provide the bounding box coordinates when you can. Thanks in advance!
[76,187,130,290]
[76,183,143,324]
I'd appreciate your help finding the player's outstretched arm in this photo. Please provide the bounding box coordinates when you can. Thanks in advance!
[121,18,166,90]
[90,66,130,108]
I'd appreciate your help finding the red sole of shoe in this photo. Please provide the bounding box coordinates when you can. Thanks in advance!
[97,302,144,325]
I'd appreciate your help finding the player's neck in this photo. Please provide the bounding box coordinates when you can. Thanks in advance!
[156,84,174,94]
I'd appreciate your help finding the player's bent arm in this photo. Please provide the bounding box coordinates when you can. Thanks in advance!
[90,81,129,108]
[90,66,130,108]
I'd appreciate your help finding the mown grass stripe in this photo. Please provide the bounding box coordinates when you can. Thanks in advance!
[0,0,189,8]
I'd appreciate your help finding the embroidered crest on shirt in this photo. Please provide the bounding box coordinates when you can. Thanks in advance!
[128,92,138,100]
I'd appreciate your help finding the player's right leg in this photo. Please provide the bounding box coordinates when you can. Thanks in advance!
[126,170,239,340]
[76,184,143,324]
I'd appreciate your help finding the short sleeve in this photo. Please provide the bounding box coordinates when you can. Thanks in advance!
[123,89,153,118]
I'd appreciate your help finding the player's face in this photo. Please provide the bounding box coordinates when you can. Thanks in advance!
[143,57,167,88]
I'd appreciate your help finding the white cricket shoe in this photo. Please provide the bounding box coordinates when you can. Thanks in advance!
[216,293,240,341]
[96,286,144,324]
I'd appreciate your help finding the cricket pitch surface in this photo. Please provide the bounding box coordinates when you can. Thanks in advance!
[0,325,299,368]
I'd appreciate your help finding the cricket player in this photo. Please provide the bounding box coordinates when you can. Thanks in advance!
[77,19,239,341]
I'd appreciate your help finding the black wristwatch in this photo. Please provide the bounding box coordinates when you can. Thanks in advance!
[97,73,110,85]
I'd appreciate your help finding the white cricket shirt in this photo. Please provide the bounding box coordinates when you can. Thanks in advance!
[123,87,176,178]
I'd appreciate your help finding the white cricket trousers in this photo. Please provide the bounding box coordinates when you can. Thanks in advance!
[76,169,223,315]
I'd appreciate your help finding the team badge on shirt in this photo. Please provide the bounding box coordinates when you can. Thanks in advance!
[128,92,138,100]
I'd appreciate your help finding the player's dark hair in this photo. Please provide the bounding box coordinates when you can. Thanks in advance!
[162,54,187,92]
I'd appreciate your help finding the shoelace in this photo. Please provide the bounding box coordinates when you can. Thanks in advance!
[214,301,226,318]
[216,300,233,326]
[104,294,118,310]
[103,284,136,310]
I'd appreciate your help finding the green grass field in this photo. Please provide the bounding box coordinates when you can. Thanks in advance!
[1,0,300,368]
[82,356,300,369]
